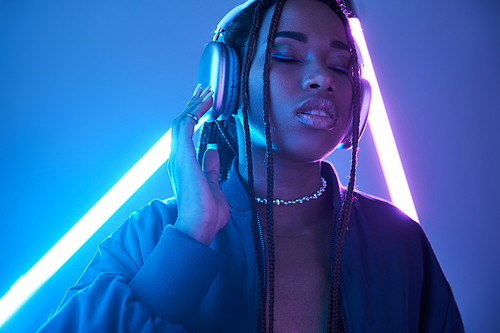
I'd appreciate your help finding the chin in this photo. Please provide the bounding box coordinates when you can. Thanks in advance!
[274,141,340,164]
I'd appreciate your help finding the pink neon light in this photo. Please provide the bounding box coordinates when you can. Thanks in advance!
[349,18,419,222]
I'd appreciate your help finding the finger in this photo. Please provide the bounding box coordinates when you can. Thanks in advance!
[170,85,213,158]
[202,144,220,185]
[192,83,202,97]
[174,85,213,144]
[200,85,214,102]
[182,85,214,120]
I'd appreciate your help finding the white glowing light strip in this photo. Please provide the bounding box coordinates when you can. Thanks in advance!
[0,124,200,328]
[349,18,419,222]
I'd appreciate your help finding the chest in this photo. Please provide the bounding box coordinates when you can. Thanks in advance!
[264,223,332,332]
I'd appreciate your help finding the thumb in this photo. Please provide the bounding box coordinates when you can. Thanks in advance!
[202,144,220,185]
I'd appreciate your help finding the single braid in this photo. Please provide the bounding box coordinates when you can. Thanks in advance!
[261,0,285,331]
[326,1,362,332]
[215,119,238,156]
[240,1,269,331]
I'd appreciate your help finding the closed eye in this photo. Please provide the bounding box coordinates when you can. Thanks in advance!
[328,65,350,75]
[272,54,349,74]
[271,54,305,63]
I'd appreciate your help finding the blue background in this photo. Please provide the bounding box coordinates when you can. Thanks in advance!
[1,0,499,331]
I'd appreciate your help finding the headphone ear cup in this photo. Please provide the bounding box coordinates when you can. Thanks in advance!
[338,78,371,150]
[197,41,240,122]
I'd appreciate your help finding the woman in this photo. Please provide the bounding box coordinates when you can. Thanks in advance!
[37,0,464,332]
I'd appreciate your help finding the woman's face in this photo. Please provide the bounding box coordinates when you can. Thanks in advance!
[239,0,353,163]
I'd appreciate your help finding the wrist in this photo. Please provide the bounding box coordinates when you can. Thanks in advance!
[174,219,217,246]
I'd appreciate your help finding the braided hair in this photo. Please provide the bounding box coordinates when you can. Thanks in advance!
[197,1,362,332]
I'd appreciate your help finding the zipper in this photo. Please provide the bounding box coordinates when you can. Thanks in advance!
[257,213,267,289]
[256,213,267,333]
[330,209,348,332]
[339,293,348,333]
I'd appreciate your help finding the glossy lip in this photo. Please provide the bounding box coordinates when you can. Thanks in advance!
[296,97,339,130]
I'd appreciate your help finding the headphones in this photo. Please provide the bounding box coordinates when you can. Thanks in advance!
[196,0,371,150]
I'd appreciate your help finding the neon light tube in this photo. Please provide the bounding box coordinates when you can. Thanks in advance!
[349,17,419,222]
[0,19,418,329]
[0,127,178,328]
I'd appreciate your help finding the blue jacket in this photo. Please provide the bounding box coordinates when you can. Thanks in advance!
[37,162,464,332]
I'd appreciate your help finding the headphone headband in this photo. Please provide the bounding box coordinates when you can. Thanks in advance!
[214,0,257,41]
[216,0,256,31]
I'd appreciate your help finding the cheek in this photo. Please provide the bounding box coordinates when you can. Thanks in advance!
[247,62,293,130]
[270,66,299,94]
[268,69,300,119]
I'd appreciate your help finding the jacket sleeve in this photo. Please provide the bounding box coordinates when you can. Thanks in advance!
[36,199,225,332]
[416,225,465,333]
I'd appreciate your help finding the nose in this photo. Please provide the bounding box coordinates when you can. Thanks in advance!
[302,63,335,93]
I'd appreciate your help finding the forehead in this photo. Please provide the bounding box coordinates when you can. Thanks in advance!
[262,0,347,43]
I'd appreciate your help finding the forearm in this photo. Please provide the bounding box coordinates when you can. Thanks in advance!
[37,274,192,333]
[128,225,225,324]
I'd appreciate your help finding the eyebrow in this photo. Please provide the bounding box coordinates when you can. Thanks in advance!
[275,31,351,52]
[275,31,307,43]
[330,39,350,52]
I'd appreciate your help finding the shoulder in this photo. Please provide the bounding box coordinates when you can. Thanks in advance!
[345,191,438,282]
[341,192,464,332]
[65,198,180,292]
[349,191,427,247]
[353,191,419,228]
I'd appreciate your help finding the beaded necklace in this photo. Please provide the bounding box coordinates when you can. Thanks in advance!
[255,177,327,205]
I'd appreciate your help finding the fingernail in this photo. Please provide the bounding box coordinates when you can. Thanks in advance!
[202,90,215,102]
[192,83,202,97]
[201,85,211,96]
[206,143,217,151]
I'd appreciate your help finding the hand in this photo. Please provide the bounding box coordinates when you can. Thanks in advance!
[168,84,230,246]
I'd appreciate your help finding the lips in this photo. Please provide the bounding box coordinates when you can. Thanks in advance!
[296,98,339,130]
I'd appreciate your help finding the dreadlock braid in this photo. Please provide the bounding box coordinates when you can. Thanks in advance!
[324,1,362,332]
[262,0,285,331]
[215,120,237,156]
[239,1,270,331]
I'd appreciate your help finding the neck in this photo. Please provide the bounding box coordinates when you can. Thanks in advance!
[238,146,324,203]
[239,150,334,235]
